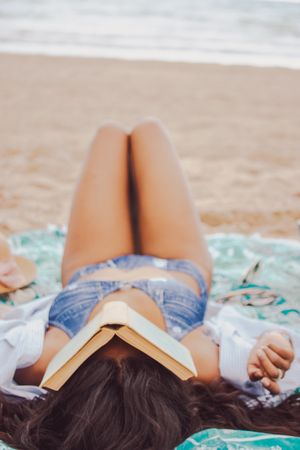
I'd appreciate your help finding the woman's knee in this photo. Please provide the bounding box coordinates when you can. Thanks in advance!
[131,116,165,136]
[93,121,128,142]
[88,122,128,157]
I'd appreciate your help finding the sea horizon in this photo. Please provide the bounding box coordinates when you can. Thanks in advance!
[0,0,300,69]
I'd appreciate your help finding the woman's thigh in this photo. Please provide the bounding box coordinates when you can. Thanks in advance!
[130,118,212,287]
[61,124,134,286]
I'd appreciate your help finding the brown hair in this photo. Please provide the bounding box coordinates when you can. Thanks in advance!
[0,353,299,450]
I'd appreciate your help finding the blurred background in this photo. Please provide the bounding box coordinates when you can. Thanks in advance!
[0,0,299,238]
[1,0,300,67]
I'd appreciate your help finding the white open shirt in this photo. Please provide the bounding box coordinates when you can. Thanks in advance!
[0,297,299,399]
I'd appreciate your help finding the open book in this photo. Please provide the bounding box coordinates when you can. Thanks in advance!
[41,301,197,390]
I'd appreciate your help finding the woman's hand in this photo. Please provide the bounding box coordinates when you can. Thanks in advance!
[0,259,26,288]
[247,330,294,394]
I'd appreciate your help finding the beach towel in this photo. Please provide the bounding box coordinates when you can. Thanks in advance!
[0,226,300,449]
[177,428,300,449]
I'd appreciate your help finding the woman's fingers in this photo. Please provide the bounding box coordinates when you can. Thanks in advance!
[257,348,283,380]
[261,376,281,394]
[248,365,263,381]
[267,342,295,362]
[252,344,294,394]
[0,259,25,288]
[247,329,294,391]
[263,345,291,371]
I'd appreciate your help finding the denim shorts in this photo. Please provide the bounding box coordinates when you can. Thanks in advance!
[48,254,208,341]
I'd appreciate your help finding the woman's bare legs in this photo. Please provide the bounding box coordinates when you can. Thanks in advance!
[61,124,134,286]
[130,118,212,288]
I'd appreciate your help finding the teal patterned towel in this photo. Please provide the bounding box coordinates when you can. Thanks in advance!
[4,428,298,450]
[1,227,300,450]
[177,428,300,449]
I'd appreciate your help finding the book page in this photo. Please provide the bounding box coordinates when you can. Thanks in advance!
[40,302,128,387]
[41,327,116,389]
[116,327,195,379]
[125,306,196,374]
[40,301,196,389]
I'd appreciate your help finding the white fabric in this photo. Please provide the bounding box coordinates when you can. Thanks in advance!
[0,295,54,399]
[205,305,300,396]
[0,298,299,399]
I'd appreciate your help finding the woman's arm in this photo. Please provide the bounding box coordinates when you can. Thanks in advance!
[184,325,295,393]
[182,326,221,383]
[14,326,70,386]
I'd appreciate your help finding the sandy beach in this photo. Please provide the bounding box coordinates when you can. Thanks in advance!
[0,53,299,239]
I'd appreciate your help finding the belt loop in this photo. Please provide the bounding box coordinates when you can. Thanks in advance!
[107,259,117,268]
[119,281,132,291]
[155,288,164,306]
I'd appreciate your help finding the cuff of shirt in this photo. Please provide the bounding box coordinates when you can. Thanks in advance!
[17,319,45,369]
[219,323,256,388]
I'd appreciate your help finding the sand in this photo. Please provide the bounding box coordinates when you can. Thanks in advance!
[0,53,299,239]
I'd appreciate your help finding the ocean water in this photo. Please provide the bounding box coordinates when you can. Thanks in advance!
[0,0,300,68]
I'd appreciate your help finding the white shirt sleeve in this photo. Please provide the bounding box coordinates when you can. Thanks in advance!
[0,319,45,382]
[204,304,300,395]
[0,295,54,399]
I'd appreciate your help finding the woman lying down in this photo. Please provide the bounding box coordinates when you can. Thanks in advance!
[0,119,299,450]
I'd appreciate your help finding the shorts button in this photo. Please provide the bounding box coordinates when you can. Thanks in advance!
[120,282,132,291]
[172,326,182,335]
[153,258,167,268]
